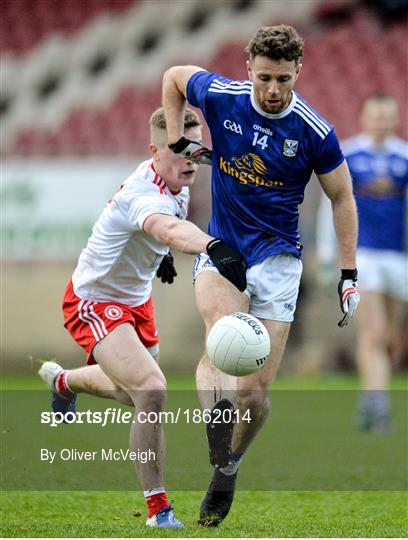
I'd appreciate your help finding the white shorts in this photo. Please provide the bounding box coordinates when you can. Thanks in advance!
[193,253,302,322]
[357,248,408,301]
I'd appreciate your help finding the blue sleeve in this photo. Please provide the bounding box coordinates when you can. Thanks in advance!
[313,129,345,175]
[186,70,221,115]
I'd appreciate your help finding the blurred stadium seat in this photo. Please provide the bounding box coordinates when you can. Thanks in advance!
[0,0,136,55]
[1,0,407,156]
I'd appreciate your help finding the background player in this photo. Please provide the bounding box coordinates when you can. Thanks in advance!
[317,93,408,431]
[39,107,246,528]
[162,24,360,526]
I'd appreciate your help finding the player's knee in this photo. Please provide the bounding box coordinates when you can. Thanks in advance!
[236,389,270,418]
[142,372,167,393]
[133,374,167,411]
[202,310,224,331]
[115,388,134,407]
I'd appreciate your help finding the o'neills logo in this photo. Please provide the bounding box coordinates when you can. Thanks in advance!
[104,306,123,320]
[219,153,284,188]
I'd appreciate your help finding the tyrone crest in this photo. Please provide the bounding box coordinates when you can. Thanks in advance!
[283,139,299,157]
[104,305,123,320]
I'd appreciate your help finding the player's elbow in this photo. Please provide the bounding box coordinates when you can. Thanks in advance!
[330,187,356,206]
[163,66,185,90]
[164,219,180,248]
[163,65,202,95]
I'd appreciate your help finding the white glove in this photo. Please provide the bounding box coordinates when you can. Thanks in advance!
[337,269,360,328]
[168,137,212,165]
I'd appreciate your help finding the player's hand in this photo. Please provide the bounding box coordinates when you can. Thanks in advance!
[337,269,359,327]
[156,252,177,284]
[169,137,212,165]
[206,239,247,292]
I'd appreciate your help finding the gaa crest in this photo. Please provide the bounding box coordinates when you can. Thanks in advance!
[283,139,299,157]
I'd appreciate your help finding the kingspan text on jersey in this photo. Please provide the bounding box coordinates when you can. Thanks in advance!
[219,157,284,188]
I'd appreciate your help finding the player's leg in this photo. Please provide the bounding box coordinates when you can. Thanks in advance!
[357,291,389,390]
[93,322,182,527]
[195,269,249,410]
[196,254,299,526]
[66,364,135,406]
[356,290,391,430]
[198,313,290,526]
[232,318,290,452]
[93,323,166,489]
[194,269,249,526]
[40,362,134,406]
[384,294,407,366]
[50,342,160,407]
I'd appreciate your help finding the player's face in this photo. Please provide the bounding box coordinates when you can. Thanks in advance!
[247,55,301,114]
[152,126,202,190]
[361,100,398,143]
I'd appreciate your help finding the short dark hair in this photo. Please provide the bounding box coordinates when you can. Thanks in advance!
[246,25,304,65]
[149,107,201,131]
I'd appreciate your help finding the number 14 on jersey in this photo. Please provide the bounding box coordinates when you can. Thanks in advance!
[252,132,269,150]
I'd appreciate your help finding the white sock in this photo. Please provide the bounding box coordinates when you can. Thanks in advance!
[220,455,243,476]
[143,487,166,498]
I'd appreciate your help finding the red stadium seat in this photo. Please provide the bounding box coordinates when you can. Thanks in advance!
[0,0,137,55]
[5,6,407,155]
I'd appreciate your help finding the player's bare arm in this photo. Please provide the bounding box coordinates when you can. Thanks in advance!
[162,65,205,143]
[143,213,213,255]
[317,160,358,271]
[162,66,212,165]
[144,213,247,292]
[318,160,360,327]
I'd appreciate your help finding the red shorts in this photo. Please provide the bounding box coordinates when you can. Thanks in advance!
[62,280,159,364]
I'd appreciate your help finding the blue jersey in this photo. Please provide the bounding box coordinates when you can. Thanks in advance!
[342,134,408,253]
[187,70,344,267]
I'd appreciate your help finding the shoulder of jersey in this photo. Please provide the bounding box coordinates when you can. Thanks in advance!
[385,136,408,159]
[208,76,252,96]
[341,134,408,159]
[340,134,369,156]
[292,94,333,140]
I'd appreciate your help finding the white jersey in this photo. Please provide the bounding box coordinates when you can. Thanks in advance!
[72,159,189,306]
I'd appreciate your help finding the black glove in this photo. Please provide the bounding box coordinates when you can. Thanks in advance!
[156,252,177,284]
[168,137,212,165]
[206,239,247,292]
[337,268,360,327]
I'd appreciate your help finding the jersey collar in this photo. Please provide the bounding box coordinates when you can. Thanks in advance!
[250,89,298,119]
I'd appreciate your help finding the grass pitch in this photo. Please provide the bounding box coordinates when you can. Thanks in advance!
[1,373,407,537]
[1,490,407,537]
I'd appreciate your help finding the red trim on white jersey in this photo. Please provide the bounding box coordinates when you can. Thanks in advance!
[150,163,181,196]
[151,167,165,194]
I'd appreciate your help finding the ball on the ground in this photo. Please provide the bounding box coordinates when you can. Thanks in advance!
[206,312,270,376]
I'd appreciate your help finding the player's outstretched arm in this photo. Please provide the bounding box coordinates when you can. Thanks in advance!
[144,213,247,291]
[317,161,359,326]
[144,213,212,255]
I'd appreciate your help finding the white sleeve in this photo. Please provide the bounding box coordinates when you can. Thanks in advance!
[128,194,175,231]
[316,193,337,265]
